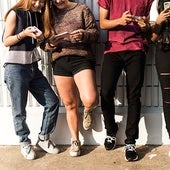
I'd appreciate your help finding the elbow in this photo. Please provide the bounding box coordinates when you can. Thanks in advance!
[151,38,156,42]
[151,34,158,42]
[3,42,10,47]
[3,38,10,47]
[100,24,106,29]
[99,22,106,30]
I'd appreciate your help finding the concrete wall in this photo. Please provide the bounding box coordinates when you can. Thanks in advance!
[0,106,169,145]
[0,0,169,146]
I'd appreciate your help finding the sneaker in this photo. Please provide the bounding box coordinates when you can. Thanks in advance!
[36,138,60,154]
[104,136,116,150]
[83,110,92,130]
[124,144,139,161]
[69,140,81,157]
[21,144,36,160]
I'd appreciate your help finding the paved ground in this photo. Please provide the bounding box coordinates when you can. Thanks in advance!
[0,145,170,170]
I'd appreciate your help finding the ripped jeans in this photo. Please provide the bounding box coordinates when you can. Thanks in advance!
[155,48,170,138]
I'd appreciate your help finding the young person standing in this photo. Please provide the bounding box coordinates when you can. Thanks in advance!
[150,0,170,145]
[98,0,153,161]
[41,0,99,157]
[3,0,60,160]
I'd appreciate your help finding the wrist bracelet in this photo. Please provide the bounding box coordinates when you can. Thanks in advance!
[16,33,22,41]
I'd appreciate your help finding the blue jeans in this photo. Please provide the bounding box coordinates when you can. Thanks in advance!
[101,51,146,144]
[4,62,59,143]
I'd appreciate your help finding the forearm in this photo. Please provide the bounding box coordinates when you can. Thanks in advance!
[3,30,26,47]
[40,38,57,52]
[100,18,122,30]
[82,29,99,43]
[151,23,162,42]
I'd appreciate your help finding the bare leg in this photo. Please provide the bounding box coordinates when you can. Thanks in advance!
[54,75,80,141]
[74,69,98,130]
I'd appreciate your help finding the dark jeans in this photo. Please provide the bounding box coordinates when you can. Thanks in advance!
[155,48,170,138]
[101,51,146,144]
[4,62,59,143]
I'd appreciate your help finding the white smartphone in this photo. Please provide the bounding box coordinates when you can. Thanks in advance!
[33,26,42,35]
[164,2,170,11]
[55,32,70,39]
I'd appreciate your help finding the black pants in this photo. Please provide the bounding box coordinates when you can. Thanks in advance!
[101,51,146,144]
[155,48,170,138]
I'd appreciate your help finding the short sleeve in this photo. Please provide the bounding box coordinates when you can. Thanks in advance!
[97,0,111,9]
[150,0,159,22]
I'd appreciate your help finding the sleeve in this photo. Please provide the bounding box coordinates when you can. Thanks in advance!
[97,0,110,10]
[150,0,159,22]
[81,5,99,43]
[40,38,57,52]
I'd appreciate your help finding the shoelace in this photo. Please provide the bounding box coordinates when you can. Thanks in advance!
[72,141,79,147]
[126,144,136,151]
[47,140,56,148]
[24,145,32,154]
[84,111,92,118]
[106,136,116,143]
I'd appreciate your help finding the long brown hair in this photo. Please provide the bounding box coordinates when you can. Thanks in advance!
[43,0,77,38]
[43,0,55,38]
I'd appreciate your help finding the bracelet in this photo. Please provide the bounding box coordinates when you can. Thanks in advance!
[16,33,22,41]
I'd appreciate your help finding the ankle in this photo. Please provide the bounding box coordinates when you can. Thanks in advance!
[38,134,49,141]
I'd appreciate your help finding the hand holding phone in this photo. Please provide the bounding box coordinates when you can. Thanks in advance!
[164,2,170,12]
[132,16,141,19]
[33,26,42,36]
[55,32,70,39]
[48,32,70,46]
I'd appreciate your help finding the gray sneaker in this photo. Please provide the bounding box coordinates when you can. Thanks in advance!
[83,110,93,130]
[36,138,60,154]
[21,144,36,160]
[69,140,81,157]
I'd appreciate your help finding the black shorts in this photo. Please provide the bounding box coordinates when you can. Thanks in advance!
[52,55,96,76]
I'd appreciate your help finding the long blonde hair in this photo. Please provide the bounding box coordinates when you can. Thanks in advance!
[4,0,53,38]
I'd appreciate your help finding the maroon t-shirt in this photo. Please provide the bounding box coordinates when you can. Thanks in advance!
[98,0,154,53]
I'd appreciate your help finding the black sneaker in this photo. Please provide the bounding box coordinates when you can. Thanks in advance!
[125,144,139,161]
[104,136,116,150]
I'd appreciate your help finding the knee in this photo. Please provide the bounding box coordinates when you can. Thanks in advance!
[64,101,77,111]
[83,95,98,109]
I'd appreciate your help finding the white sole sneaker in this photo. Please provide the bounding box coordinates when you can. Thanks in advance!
[69,140,81,157]
[69,150,81,157]
[21,144,36,160]
[36,138,60,154]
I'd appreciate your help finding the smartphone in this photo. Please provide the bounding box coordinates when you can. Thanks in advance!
[33,26,42,35]
[131,16,141,21]
[133,16,141,19]
[164,2,170,11]
[55,32,70,39]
